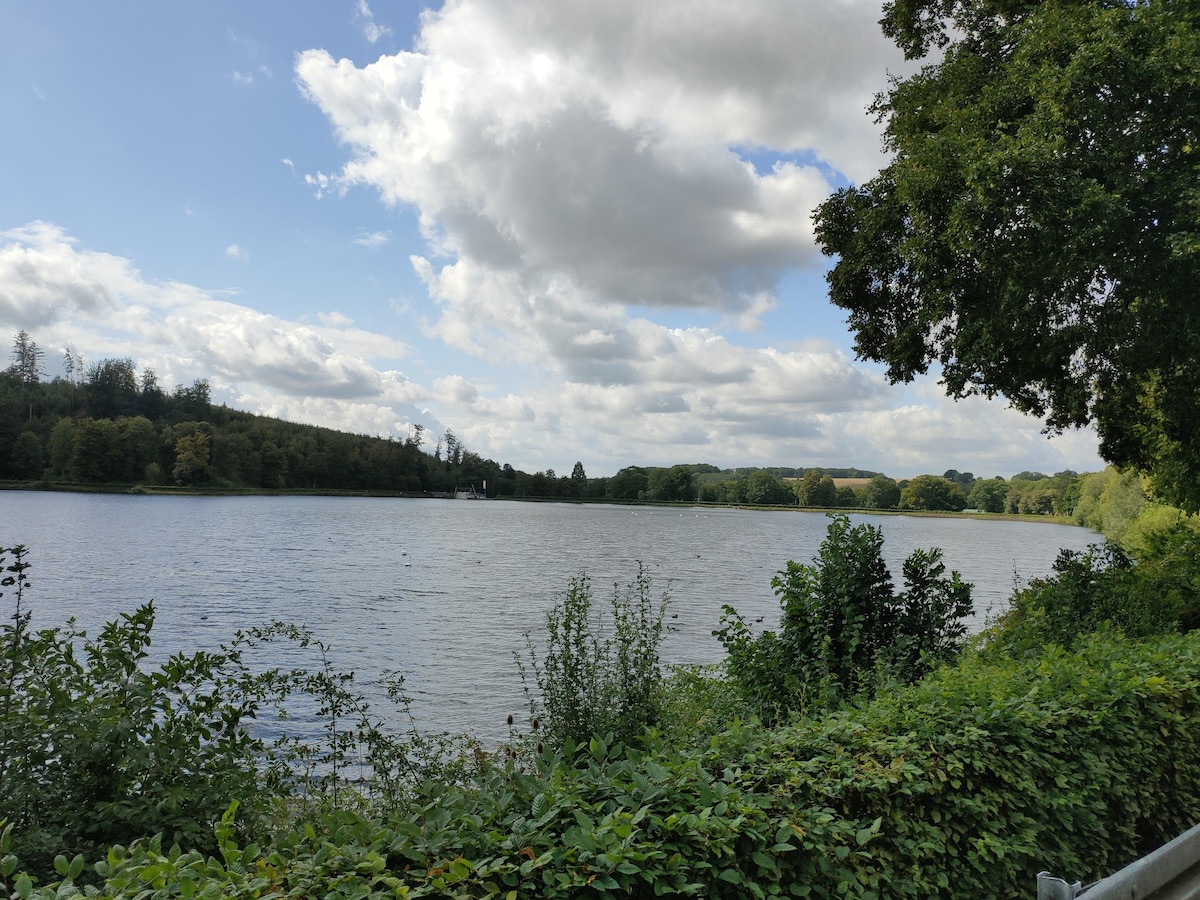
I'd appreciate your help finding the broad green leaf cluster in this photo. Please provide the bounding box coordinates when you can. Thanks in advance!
[814,0,1200,511]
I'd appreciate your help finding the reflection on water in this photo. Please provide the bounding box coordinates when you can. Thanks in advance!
[1,492,1099,742]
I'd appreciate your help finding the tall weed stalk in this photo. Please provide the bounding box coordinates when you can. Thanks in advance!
[517,563,668,753]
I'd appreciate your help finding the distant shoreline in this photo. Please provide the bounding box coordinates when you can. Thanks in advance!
[0,479,1082,527]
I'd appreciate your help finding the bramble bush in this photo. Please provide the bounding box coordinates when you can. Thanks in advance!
[716,514,973,722]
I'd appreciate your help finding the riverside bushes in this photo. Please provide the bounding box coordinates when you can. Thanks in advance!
[0,545,459,883]
[6,531,1200,899]
[716,515,973,722]
[10,630,1200,899]
[0,546,279,872]
[980,522,1200,657]
[516,563,668,752]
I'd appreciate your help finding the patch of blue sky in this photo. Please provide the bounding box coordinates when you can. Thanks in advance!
[732,146,853,191]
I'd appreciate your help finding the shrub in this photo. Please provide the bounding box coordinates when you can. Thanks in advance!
[654,663,747,751]
[715,631,1200,897]
[982,524,1200,657]
[517,564,668,752]
[18,631,1200,900]
[0,545,283,874]
[0,545,469,881]
[716,514,973,722]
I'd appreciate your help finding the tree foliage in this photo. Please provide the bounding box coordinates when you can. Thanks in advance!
[900,474,968,511]
[814,0,1200,510]
[795,470,837,507]
[8,331,44,385]
[861,474,901,509]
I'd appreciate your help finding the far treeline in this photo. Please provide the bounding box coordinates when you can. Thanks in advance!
[0,330,1182,545]
[2,330,626,500]
[0,330,1109,516]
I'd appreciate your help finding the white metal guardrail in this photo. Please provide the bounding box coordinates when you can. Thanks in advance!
[1038,821,1200,899]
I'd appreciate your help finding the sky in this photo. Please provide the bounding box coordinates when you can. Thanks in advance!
[0,1,1105,480]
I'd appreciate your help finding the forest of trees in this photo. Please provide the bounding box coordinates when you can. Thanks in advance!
[0,329,1096,510]
[0,330,1127,520]
[1,331,522,495]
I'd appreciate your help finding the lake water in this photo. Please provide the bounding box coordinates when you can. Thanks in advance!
[0,492,1100,743]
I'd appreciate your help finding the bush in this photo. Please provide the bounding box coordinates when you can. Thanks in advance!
[654,663,747,751]
[0,545,471,882]
[18,631,1200,900]
[982,524,1200,657]
[0,546,283,874]
[716,515,973,722]
[517,564,668,752]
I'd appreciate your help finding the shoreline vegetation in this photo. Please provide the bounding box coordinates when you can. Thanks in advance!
[0,334,1138,529]
[3,511,1199,898]
[0,476,1079,526]
[3,331,1185,549]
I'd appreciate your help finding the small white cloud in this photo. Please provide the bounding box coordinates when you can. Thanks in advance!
[353,230,391,248]
[229,71,254,87]
[183,204,197,218]
[225,244,249,262]
[434,374,480,405]
[281,158,295,174]
[31,83,46,101]
[304,171,336,199]
[317,310,355,327]
[356,0,392,44]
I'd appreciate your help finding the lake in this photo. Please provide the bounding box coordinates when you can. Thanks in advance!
[0,492,1100,743]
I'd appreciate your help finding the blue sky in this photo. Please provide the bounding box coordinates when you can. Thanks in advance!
[0,1,1104,479]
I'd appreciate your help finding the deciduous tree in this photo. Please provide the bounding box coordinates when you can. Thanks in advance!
[900,474,967,511]
[814,0,1200,510]
[968,478,1008,514]
[861,474,901,510]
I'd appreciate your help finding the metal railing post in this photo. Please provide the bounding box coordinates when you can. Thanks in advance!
[1038,872,1082,900]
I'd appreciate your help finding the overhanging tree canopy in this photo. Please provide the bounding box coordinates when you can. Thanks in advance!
[814,0,1200,510]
